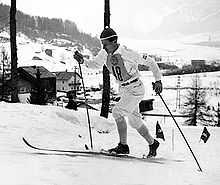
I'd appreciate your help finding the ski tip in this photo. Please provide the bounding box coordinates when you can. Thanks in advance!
[22,137,26,142]
[22,137,39,150]
[22,137,31,147]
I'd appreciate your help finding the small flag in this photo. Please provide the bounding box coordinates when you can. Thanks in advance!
[200,127,210,143]
[85,144,89,150]
[156,121,165,141]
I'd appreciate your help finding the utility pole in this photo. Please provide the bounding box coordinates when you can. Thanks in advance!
[104,0,110,27]
[74,66,77,98]
[100,0,111,118]
[1,47,6,100]
[217,102,220,127]
[10,0,19,102]
[176,75,181,109]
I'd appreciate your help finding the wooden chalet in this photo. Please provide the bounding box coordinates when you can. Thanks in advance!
[17,66,56,100]
[55,71,81,92]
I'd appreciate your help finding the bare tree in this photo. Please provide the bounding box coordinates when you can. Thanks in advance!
[10,0,19,102]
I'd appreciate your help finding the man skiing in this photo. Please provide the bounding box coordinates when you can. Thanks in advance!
[74,27,163,158]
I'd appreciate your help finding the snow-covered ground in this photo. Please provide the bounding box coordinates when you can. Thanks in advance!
[1,31,220,185]
[121,37,220,65]
[0,75,220,185]
[1,71,220,185]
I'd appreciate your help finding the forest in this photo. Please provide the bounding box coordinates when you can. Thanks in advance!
[0,3,101,54]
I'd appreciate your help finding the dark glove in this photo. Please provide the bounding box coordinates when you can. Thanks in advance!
[152,80,163,94]
[74,51,84,64]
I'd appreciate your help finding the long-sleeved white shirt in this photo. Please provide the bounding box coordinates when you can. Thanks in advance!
[84,44,162,85]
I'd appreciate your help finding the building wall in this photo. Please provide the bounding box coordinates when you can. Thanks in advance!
[56,76,81,92]
[17,77,32,94]
[17,75,56,100]
[191,60,206,68]
[40,78,56,99]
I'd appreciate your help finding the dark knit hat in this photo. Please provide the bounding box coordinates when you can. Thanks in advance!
[100,27,117,41]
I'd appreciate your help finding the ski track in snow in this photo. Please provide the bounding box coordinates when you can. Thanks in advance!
[0,100,220,185]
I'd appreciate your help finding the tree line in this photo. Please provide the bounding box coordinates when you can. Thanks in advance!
[0,3,101,54]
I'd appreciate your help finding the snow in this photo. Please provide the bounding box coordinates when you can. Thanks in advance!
[1,31,220,185]
[121,37,220,66]
[1,81,220,185]
[1,31,220,74]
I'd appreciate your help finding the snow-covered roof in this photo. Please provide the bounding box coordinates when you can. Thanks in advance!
[19,65,56,79]
[55,71,81,80]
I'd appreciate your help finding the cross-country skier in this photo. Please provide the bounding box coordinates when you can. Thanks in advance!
[74,27,163,158]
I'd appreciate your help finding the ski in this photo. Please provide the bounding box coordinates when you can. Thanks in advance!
[22,137,163,163]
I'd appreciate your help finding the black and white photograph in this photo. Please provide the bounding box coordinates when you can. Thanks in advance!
[0,0,220,185]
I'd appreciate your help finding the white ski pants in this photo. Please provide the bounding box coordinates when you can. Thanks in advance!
[112,79,145,129]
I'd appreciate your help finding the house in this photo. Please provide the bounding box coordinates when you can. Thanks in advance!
[17,66,56,100]
[55,71,81,93]
[191,60,206,69]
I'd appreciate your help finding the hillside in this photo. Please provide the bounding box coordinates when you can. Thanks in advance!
[0,3,101,55]
[146,0,220,40]
[0,30,101,75]
[193,41,220,48]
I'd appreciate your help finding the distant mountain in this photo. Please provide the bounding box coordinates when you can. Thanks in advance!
[146,0,220,41]
[0,3,101,55]
[192,41,220,48]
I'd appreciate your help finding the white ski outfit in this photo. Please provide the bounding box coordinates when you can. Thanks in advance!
[84,44,162,130]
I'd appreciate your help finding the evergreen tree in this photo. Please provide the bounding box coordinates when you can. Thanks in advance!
[182,75,209,126]
[1,4,101,51]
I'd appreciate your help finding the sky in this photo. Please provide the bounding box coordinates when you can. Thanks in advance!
[0,0,174,39]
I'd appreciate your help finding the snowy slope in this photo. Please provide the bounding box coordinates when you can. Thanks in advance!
[1,30,220,184]
[0,99,220,185]
[121,37,220,66]
[0,31,95,72]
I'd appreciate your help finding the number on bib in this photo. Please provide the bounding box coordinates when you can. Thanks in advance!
[112,66,123,81]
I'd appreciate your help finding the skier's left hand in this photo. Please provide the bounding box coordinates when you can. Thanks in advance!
[152,80,163,94]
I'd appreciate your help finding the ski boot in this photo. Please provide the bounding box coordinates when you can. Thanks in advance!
[108,143,130,154]
[146,139,160,158]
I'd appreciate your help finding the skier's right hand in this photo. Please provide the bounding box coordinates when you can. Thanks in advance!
[74,51,84,64]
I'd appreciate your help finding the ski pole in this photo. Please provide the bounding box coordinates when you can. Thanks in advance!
[75,51,93,150]
[157,92,202,172]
